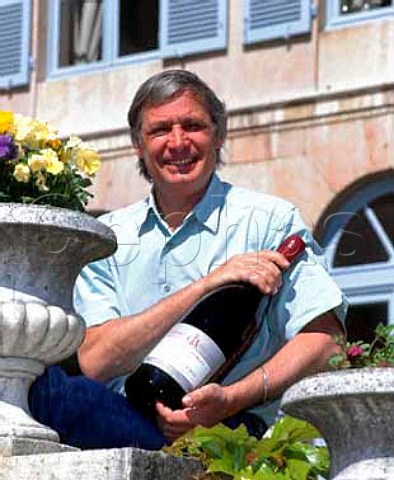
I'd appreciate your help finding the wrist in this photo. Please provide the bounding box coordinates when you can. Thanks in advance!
[260,365,269,404]
[222,384,245,419]
[198,271,222,295]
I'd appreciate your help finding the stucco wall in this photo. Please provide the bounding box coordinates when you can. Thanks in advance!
[1,0,393,229]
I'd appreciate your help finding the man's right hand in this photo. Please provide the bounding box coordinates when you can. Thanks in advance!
[204,250,290,296]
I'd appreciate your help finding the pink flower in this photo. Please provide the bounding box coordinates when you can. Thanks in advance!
[347,345,364,358]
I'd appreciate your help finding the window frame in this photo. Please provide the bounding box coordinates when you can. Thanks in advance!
[47,0,160,79]
[326,1,394,30]
[321,178,394,325]
[47,0,228,79]
[0,0,31,89]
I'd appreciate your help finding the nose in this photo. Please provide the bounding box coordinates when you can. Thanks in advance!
[168,125,188,149]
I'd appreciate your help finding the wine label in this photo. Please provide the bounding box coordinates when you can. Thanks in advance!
[143,323,226,392]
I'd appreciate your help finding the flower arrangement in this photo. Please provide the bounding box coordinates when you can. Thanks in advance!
[0,111,100,211]
[329,323,394,369]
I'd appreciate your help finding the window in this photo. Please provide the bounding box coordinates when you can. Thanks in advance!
[47,0,227,77]
[48,0,159,74]
[319,176,394,342]
[244,0,313,44]
[326,0,394,29]
[0,0,31,89]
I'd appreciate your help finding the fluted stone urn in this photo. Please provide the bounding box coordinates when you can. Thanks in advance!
[281,368,394,480]
[0,203,116,455]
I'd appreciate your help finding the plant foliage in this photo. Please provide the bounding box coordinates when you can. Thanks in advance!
[164,416,329,479]
[0,111,100,211]
[329,323,394,369]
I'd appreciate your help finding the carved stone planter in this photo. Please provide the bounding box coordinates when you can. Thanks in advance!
[0,203,116,455]
[281,368,394,480]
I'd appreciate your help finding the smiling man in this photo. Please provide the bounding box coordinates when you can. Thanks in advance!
[29,70,346,449]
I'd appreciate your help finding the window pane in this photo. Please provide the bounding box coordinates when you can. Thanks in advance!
[119,0,158,57]
[334,210,388,267]
[370,193,394,248]
[346,302,388,343]
[59,0,103,67]
[340,0,392,15]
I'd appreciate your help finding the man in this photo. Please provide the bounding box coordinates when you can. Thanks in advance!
[29,70,346,449]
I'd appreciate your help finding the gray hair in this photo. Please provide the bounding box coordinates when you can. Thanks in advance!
[127,69,227,181]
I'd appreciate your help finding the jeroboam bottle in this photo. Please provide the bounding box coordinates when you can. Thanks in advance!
[125,234,305,420]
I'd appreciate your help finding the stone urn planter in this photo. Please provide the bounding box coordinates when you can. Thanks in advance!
[0,203,116,455]
[281,368,394,480]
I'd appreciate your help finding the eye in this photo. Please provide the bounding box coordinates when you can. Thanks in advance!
[182,120,206,132]
[149,126,171,137]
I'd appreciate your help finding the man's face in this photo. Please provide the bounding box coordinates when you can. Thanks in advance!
[136,90,221,200]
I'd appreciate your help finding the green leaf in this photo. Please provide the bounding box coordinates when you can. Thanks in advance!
[253,438,287,458]
[298,444,329,473]
[238,464,283,480]
[285,457,311,480]
[202,439,226,459]
[269,416,322,443]
[208,456,237,476]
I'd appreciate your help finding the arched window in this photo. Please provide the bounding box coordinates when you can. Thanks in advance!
[317,173,394,343]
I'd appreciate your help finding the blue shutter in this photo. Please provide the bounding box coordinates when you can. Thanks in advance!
[244,0,312,44]
[161,0,227,58]
[0,0,31,89]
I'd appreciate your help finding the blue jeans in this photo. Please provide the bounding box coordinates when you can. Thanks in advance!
[29,366,267,450]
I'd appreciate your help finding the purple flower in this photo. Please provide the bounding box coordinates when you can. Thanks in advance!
[0,135,17,160]
[347,345,364,359]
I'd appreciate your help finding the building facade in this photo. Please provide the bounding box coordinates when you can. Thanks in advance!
[1,0,393,340]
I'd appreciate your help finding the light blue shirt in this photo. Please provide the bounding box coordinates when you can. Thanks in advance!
[74,174,346,426]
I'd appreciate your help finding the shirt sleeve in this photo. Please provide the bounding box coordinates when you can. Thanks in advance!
[265,205,347,341]
[73,256,121,327]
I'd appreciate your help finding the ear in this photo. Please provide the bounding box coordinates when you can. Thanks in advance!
[215,138,223,151]
[134,144,143,158]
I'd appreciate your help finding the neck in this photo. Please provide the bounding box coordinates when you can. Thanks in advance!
[154,187,206,231]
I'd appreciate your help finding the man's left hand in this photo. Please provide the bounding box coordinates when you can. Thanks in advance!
[155,383,231,441]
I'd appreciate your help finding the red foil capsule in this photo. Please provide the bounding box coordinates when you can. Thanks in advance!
[277,234,306,262]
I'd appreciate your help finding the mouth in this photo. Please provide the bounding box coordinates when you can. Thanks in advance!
[165,157,196,167]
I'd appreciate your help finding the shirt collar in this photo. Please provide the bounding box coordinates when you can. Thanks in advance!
[137,173,229,236]
[192,174,228,234]
[135,195,157,237]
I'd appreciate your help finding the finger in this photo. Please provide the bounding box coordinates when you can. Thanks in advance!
[157,412,195,440]
[247,268,282,294]
[243,251,290,271]
[182,384,219,408]
[155,401,174,418]
[262,251,291,270]
[156,401,194,426]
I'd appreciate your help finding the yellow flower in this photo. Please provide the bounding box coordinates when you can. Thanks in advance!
[13,163,30,183]
[75,148,101,175]
[47,138,62,150]
[13,114,59,150]
[0,111,13,134]
[35,170,49,192]
[28,149,64,175]
[28,153,46,172]
[42,148,64,175]
[65,134,81,150]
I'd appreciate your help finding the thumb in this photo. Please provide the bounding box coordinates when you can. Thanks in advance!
[182,393,196,408]
[182,383,218,408]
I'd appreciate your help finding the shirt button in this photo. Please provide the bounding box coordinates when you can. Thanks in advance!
[163,284,171,293]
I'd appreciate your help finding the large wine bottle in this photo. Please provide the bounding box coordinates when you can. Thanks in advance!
[125,235,305,420]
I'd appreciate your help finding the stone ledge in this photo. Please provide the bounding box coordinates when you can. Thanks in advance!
[0,447,204,480]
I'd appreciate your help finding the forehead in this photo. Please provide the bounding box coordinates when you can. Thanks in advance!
[140,90,211,125]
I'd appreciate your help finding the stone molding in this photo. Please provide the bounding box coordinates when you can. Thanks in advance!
[80,84,394,158]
